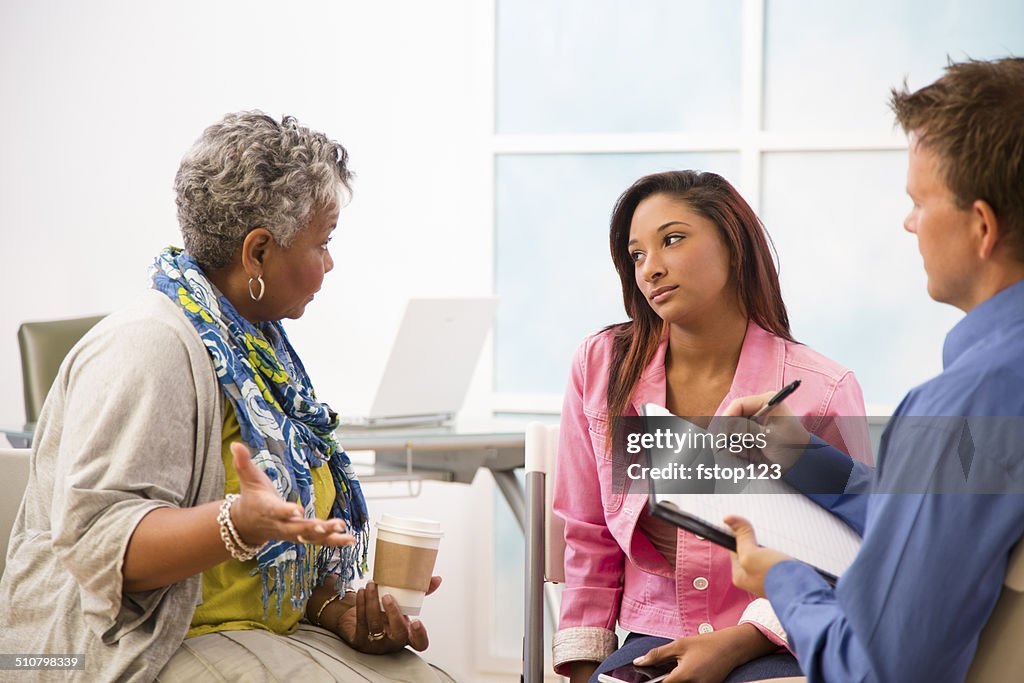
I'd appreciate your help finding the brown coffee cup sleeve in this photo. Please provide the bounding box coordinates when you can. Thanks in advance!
[373,540,439,591]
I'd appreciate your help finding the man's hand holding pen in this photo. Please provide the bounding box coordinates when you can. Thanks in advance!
[721,384,811,474]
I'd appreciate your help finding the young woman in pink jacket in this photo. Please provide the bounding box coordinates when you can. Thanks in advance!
[552,171,873,683]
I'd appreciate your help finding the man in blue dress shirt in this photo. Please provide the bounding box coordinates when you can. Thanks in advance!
[717,57,1024,683]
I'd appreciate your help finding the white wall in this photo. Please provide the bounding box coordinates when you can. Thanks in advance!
[0,1,514,680]
[0,0,497,423]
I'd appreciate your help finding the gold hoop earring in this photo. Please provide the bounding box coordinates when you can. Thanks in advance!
[248,276,265,302]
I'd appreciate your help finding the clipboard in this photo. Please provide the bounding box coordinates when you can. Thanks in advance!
[639,403,860,585]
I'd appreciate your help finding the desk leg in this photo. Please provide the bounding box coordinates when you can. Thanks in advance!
[2,432,32,449]
[491,469,526,532]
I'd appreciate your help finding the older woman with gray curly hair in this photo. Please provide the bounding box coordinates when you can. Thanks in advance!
[0,112,454,682]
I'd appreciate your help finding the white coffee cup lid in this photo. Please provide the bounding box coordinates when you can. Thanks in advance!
[377,513,444,538]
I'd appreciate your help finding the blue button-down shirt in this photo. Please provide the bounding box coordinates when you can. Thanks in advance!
[767,279,1024,683]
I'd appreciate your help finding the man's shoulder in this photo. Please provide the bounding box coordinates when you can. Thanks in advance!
[903,348,1024,417]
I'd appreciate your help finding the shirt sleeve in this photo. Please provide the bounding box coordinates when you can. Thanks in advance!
[551,341,624,674]
[768,428,1024,683]
[738,598,790,648]
[785,436,872,535]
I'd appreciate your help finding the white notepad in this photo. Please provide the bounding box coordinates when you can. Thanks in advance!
[642,403,862,582]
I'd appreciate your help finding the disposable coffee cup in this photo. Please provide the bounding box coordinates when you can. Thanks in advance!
[372,513,443,616]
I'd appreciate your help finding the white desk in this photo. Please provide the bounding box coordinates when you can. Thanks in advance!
[3,420,534,531]
[339,419,531,530]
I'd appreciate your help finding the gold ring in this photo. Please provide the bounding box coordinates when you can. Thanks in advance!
[367,630,386,642]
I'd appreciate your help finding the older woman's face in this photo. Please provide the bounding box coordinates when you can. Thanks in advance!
[259,204,338,320]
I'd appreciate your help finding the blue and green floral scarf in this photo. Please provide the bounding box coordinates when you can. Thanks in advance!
[150,246,368,612]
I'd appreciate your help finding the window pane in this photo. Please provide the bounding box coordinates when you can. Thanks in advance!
[497,0,742,134]
[496,153,740,394]
[760,151,962,408]
[764,0,1024,132]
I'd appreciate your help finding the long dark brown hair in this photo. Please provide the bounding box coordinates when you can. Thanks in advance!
[605,171,794,439]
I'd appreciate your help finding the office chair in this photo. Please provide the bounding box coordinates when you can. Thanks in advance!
[0,448,31,578]
[523,421,564,683]
[17,314,105,430]
[963,540,1024,680]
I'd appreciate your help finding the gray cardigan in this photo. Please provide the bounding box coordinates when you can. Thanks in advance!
[0,290,226,682]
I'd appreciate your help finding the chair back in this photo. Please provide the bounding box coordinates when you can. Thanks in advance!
[543,424,565,584]
[0,448,31,578]
[18,315,104,427]
[964,540,1024,682]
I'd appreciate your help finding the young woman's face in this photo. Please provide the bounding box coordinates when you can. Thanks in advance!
[627,193,737,325]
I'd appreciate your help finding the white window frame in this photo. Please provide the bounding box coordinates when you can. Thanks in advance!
[486,0,905,418]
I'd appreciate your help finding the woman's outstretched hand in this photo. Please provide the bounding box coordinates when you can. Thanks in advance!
[229,441,356,548]
[124,443,352,592]
[333,579,442,654]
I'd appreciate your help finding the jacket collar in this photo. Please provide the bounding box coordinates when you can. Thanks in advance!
[629,319,786,416]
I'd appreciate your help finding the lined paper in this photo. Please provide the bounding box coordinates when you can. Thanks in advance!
[642,403,862,578]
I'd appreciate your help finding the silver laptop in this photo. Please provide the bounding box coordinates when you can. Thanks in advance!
[337,297,497,429]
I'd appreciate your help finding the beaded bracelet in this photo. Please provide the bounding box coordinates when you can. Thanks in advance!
[217,494,261,561]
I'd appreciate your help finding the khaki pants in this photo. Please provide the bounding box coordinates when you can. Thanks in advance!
[157,624,457,683]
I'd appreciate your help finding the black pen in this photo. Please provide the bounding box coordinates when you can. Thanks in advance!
[750,379,801,422]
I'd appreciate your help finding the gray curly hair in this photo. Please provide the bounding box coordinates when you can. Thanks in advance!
[175,111,353,270]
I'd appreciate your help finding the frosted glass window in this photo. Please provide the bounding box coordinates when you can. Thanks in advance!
[764,0,1024,132]
[760,151,962,408]
[496,153,740,394]
[496,0,742,134]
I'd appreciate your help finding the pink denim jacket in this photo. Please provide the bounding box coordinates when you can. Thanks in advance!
[552,321,872,674]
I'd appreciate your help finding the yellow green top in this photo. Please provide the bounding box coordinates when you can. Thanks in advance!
[187,403,337,638]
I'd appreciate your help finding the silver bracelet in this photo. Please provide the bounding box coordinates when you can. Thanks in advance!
[217,494,261,561]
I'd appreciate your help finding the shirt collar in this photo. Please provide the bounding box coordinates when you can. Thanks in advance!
[943,279,1024,368]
